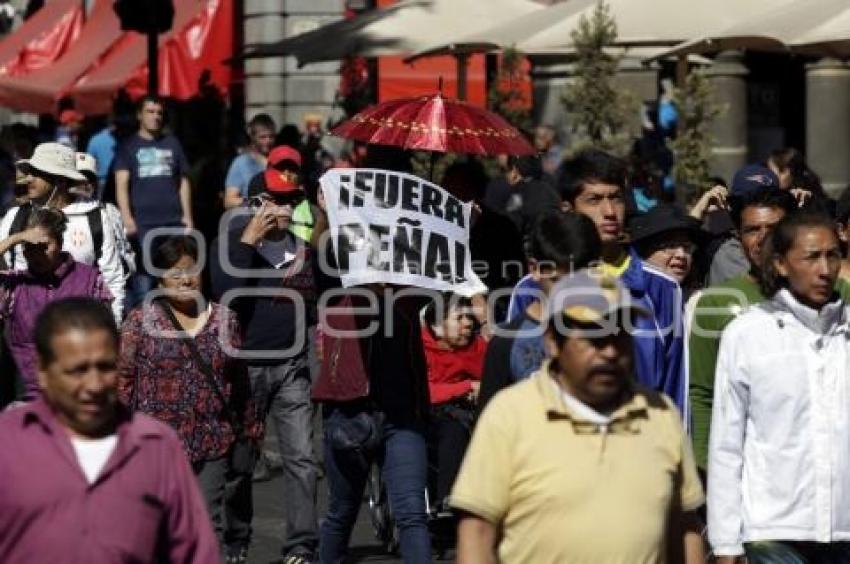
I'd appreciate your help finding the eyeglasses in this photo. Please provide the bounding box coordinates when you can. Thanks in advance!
[163,268,199,280]
[272,192,306,207]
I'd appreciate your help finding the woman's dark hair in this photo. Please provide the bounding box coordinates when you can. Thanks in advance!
[152,235,199,274]
[361,145,412,174]
[442,159,489,202]
[556,149,627,204]
[528,211,602,271]
[275,123,302,149]
[759,210,839,297]
[768,147,824,196]
[26,207,67,241]
[422,292,473,330]
[836,185,850,225]
[768,147,802,173]
[507,155,543,181]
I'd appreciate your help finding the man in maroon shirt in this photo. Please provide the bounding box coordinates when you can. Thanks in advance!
[0,297,219,563]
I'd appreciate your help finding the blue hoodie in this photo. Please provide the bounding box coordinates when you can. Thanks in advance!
[505,251,686,418]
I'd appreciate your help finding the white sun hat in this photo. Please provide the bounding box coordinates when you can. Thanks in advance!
[75,152,98,179]
[17,142,86,182]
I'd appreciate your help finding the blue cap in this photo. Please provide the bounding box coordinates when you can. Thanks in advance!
[731,164,779,197]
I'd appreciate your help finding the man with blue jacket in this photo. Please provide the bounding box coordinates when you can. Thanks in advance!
[506,150,686,416]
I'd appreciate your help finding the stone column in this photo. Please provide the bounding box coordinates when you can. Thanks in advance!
[703,50,749,183]
[243,0,344,127]
[615,56,660,137]
[531,55,660,150]
[529,58,572,143]
[806,58,850,198]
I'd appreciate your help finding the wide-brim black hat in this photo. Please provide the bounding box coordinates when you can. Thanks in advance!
[628,204,709,245]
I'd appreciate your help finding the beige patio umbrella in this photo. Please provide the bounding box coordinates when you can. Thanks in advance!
[652,0,850,60]
[408,0,787,58]
[240,0,542,99]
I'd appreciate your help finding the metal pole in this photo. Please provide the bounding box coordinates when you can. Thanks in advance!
[455,53,469,101]
[675,54,688,87]
[147,30,159,96]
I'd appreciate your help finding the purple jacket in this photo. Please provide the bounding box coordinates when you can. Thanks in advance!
[0,399,220,563]
[0,254,113,398]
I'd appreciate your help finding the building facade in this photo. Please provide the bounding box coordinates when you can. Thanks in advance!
[242,0,346,128]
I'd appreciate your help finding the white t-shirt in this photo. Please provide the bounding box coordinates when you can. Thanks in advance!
[554,381,613,426]
[71,435,118,484]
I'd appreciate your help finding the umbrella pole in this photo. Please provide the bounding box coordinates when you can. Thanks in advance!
[429,151,438,182]
[148,30,159,96]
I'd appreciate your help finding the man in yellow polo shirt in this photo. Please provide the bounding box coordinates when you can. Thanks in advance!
[452,270,705,564]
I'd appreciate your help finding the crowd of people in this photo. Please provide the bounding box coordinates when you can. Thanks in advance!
[1,91,850,564]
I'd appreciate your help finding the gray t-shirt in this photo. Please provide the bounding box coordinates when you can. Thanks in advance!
[708,237,750,286]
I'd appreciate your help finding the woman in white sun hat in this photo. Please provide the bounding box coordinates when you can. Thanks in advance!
[0,142,127,323]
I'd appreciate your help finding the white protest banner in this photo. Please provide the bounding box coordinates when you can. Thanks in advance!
[319,168,487,296]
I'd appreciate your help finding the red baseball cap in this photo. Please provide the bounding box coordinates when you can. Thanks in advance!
[59,109,83,126]
[264,168,303,194]
[264,145,302,193]
[267,145,302,168]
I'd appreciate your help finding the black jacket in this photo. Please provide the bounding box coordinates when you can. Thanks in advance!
[209,229,317,364]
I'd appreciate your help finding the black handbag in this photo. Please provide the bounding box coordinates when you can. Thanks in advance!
[324,406,385,472]
[156,301,258,476]
[326,409,384,453]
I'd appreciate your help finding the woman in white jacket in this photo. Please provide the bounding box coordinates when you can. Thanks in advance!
[708,210,850,563]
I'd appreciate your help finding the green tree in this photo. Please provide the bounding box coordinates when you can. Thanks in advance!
[411,151,456,184]
[668,69,724,197]
[560,1,635,157]
[488,47,532,133]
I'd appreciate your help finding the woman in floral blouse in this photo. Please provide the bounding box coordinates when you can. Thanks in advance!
[117,235,260,551]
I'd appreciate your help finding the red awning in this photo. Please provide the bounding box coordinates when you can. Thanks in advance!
[0,0,233,115]
[0,0,122,113]
[71,0,233,114]
[0,0,83,76]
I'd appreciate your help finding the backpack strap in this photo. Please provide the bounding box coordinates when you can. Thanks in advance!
[86,206,104,265]
[7,204,32,267]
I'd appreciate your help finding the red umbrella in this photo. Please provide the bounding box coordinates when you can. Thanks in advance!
[331,92,535,156]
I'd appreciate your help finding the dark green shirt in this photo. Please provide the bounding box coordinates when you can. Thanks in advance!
[688,275,763,469]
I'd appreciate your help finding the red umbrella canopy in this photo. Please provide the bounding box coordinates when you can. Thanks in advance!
[331,93,535,156]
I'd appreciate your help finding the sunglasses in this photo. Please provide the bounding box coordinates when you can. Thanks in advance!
[250,192,306,208]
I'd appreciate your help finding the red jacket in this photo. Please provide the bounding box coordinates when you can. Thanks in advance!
[422,326,487,405]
